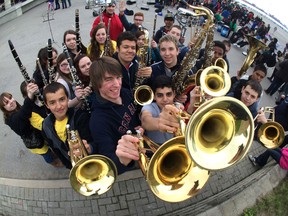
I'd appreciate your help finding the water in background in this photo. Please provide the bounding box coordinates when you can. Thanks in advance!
[235,0,288,51]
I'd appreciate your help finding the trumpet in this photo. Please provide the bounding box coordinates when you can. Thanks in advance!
[66,124,117,196]
[256,107,285,149]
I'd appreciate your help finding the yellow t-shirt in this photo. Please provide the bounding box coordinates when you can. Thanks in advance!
[55,116,69,143]
[28,112,48,154]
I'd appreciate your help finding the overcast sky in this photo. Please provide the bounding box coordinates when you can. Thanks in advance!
[238,0,288,27]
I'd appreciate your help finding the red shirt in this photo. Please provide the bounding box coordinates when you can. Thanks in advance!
[90,12,124,41]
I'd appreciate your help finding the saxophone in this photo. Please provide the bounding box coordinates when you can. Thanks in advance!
[134,26,149,91]
[172,0,215,96]
[133,27,153,106]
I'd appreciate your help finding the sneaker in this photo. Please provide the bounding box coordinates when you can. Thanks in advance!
[233,43,237,46]
[248,155,257,166]
[237,45,240,48]
[242,51,247,56]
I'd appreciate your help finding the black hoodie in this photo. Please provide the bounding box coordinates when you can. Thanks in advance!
[89,88,140,174]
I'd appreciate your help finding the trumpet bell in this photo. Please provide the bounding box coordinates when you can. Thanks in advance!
[70,155,117,196]
[146,136,210,202]
[134,85,154,106]
[258,122,285,149]
[200,65,231,97]
[186,96,254,170]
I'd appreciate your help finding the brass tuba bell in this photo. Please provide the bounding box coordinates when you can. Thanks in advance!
[185,97,254,170]
[66,124,117,196]
[238,35,267,77]
[257,107,285,149]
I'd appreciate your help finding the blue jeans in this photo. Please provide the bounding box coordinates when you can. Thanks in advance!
[266,76,284,95]
[256,148,281,167]
[40,148,54,164]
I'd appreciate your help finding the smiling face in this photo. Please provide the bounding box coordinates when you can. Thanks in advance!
[95,27,107,45]
[2,96,17,112]
[78,56,92,77]
[98,72,122,104]
[59,59,70,74]
[45,88,68,121]
[117,40,137,66]
[159,41,179,68]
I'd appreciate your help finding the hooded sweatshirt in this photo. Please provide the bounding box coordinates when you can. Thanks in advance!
[89,89,140,174]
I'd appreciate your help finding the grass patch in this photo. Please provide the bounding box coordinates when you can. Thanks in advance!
[242,177,288,216]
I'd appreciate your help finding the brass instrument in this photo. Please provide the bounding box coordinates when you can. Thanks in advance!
[36,58,48,86]
[193,59,230,107]
[133,26,153,106]
[257,107,285,149]
[238,35,267,77]
[127,127,210,203]
[47,38,56,83]
[66,124,117,196]
[62,43,91,112]
[186,96,254,170]
[8,40,44,107]
[172,0,215,96]
[101,18,111,57]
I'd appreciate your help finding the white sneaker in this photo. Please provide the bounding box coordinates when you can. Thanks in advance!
[237,45,241,48]
[248,155,257,166]
[242,51,247,56]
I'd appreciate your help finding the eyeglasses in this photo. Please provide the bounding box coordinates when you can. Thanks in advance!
[60,63,69,67]
[107,4,115,7]
[134,19,143,22]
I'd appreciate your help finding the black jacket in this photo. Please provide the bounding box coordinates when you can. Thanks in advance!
[42,108,94,168]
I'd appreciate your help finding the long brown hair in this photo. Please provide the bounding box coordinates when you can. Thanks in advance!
[89,23,115,61]
[0,92,21,121]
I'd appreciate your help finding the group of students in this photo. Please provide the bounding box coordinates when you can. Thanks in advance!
[2,1,288,176]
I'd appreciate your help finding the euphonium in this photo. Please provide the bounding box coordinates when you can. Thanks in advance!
[66,124,117,196]
[127,107,210,202]
[257,107,285,149]
[186,97,254,170]
[238,34,267,77]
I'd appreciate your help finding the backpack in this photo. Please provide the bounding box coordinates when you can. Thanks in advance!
[21,128,44,149]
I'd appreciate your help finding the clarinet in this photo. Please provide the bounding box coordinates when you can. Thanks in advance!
[102,18,111,57]
[47,38,56,83]
[148,13,157,66]
[75,9,81,53]
[36,58,48,86]
[8,40,44,107]
[62,43,90,113]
